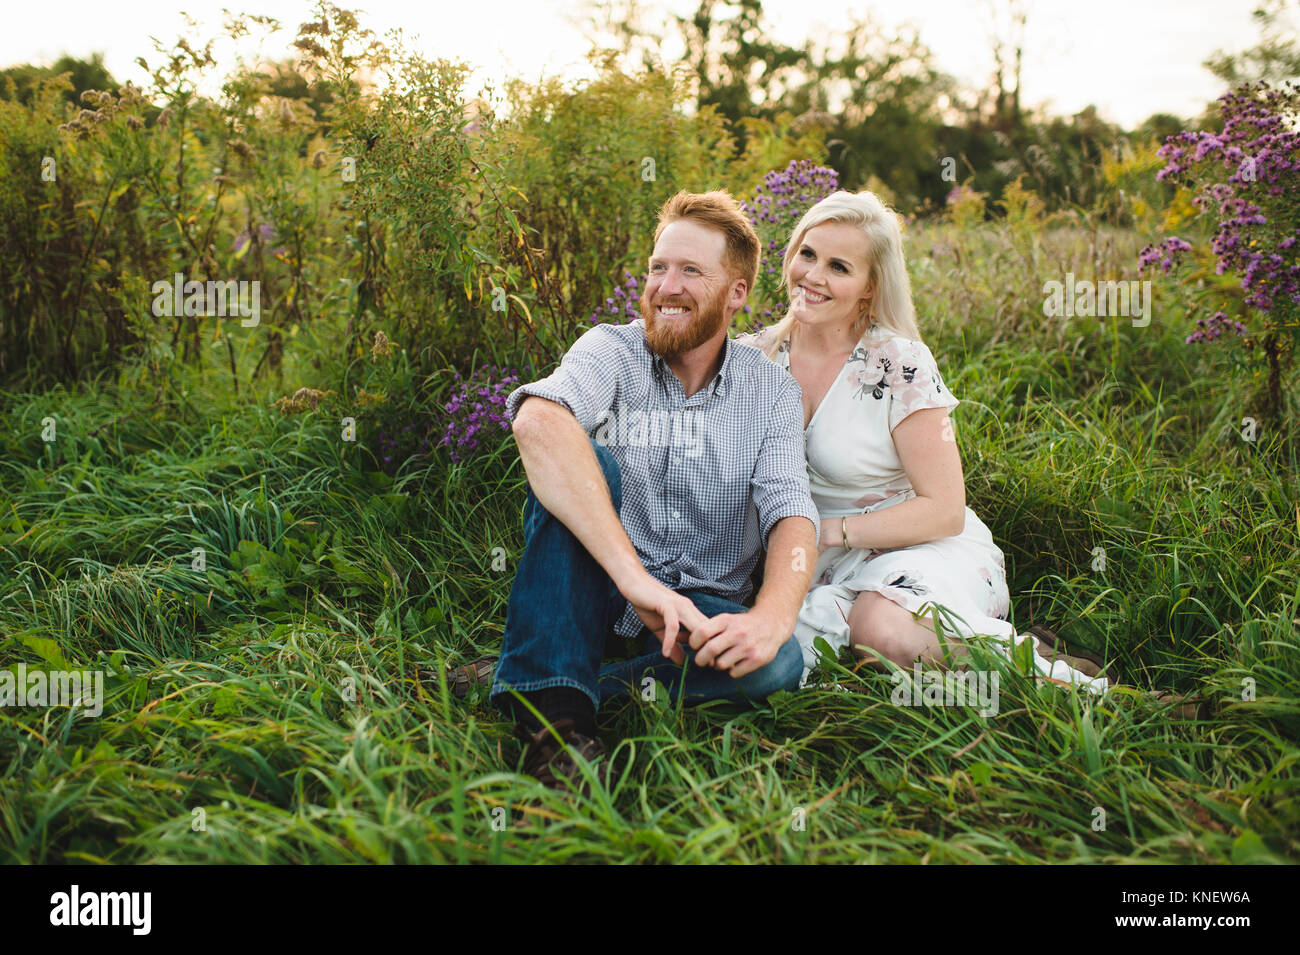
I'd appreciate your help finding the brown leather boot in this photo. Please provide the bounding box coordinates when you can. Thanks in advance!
[517,718,609,794]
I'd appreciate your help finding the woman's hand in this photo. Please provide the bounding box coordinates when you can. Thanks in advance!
[818,517,839,555]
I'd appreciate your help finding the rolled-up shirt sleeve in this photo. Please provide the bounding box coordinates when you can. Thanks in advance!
[505,325,621,431]
[751,377,821,548]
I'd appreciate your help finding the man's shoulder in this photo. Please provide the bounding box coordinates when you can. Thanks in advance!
[727,333,793,391]
[572,319,647,356]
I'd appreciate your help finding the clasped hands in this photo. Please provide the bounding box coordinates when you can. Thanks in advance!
[618,572,789,680]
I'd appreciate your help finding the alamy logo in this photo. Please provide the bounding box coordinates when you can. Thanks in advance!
[593,402,702,456]
[890,662,1000,717]
[0,664,103,717]
[49,885,151,935]
[151,273,261,327]
[1042,272,1151,327]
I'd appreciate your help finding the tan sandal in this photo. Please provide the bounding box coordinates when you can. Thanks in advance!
[415,657,496,698]
[1026,624,1117,686]
[1148,689,1206,719]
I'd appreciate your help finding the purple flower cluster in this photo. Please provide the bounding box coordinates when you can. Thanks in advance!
[742,160,841,225]
[740,160,841,322]
[233,222,287,257]
[1186,310,1248,344]
[945,184,979,205]
[438,364,522,462]
[1145,82,1300,341]
[1137,236,1193,274]
[588,270,644,325]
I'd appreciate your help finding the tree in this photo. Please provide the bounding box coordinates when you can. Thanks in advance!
[0,53,116,107]
[790,13,951,205]
[1205,0,1300,85]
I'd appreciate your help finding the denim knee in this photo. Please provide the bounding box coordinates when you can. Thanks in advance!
[738,634,804,701]
[589,438,622,511]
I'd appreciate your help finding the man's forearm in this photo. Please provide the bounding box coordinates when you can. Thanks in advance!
[512,397,644,591]
[751,516,817,633]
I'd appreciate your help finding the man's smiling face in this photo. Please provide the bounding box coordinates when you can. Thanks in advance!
[640,219,744,360]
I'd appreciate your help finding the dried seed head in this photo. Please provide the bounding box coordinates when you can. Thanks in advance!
[294,37,328,58]
[272,387,334,414]
[371,330,395,360]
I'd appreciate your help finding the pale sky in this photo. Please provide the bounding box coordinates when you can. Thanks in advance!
[3,0,1268,127]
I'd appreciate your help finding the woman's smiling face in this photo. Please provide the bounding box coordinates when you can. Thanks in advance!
[787,221,873,329]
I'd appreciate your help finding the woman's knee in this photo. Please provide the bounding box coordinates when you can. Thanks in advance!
[847,592,926,665]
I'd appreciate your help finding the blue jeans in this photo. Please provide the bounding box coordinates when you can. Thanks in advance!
[490,438,804,715]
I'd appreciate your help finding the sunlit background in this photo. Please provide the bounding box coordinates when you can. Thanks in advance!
[3,0,1270,126]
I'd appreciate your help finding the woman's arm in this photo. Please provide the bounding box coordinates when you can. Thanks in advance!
[820,407,967,551]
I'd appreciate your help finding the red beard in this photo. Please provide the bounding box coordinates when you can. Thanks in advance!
[640,284,729,360]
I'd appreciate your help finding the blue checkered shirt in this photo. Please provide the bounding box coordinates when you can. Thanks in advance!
[506,319,820,639]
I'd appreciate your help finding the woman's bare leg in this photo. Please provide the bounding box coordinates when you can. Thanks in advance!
[845,591,970,669]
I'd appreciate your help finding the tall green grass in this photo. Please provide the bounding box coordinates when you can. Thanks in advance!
[1,222,1296,864]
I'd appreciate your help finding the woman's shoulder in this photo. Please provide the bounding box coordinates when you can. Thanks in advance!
[863,327,942,374]
[859,327,958,421]
[733,327,788,358]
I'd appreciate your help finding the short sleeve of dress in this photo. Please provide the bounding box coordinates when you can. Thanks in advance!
[879,337,959,434]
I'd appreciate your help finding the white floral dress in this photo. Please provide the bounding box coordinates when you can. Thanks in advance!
[736,325,1109,693]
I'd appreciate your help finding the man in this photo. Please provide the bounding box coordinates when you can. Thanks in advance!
[491,189,819,789]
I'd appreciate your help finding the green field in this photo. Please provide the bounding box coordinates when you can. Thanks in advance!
[2,214,1295,863]
[1,3,1297,865]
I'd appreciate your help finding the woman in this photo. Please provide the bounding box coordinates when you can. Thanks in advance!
[735,190,1110,693]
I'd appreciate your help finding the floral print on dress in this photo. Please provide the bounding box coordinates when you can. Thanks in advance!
[882,571,929,597]
[976,564,1010,619]
[852,486,911,509]
[864,337,959,432]
[843,346,885,400]
[838,336,958,431]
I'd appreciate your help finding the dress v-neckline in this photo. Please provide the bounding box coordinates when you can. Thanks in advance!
[801,359,846,433]
[788,330,868,434]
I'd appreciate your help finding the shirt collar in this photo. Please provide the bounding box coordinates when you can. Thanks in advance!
[642,322,732,399]
[711,335,733,398]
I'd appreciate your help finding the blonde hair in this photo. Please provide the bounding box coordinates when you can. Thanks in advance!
[761,189,922,359]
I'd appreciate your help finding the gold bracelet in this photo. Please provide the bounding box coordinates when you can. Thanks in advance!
[841,515,849,549]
